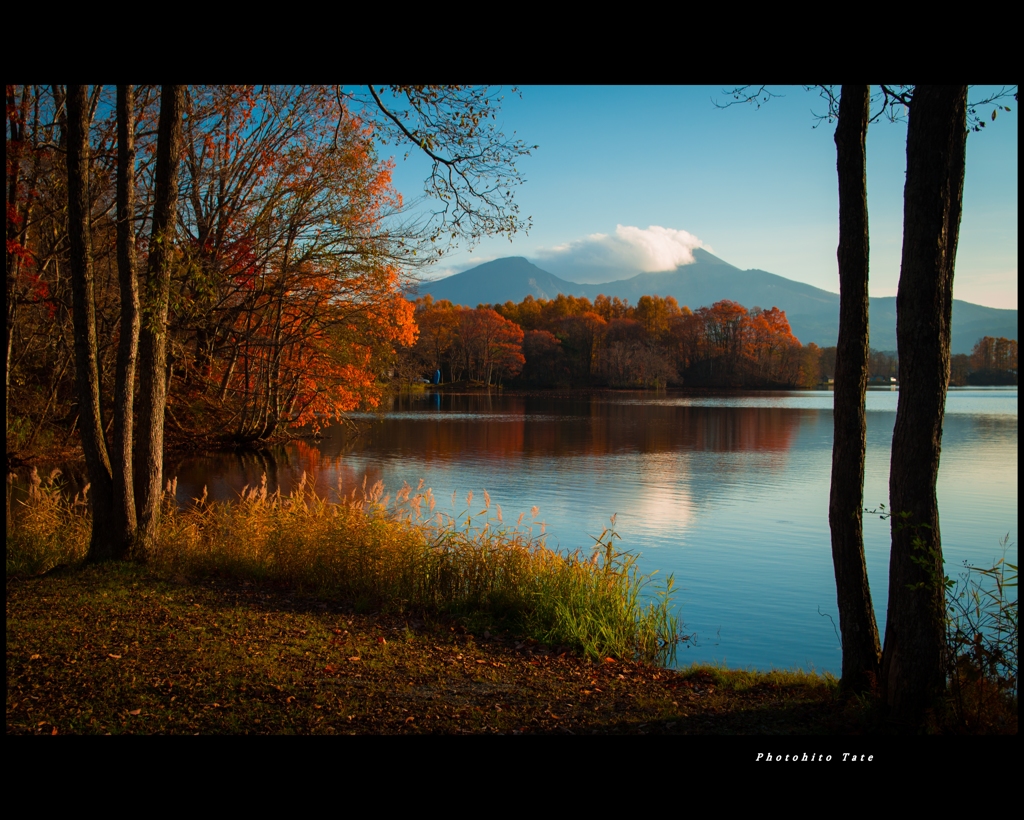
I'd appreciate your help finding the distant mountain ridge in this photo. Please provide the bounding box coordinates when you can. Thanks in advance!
[410,249,1018,355]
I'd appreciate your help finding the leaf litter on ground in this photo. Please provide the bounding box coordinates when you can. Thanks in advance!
[7,563,861,735]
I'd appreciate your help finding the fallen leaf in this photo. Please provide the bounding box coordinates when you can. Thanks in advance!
[30,654,41,661]
[128,709,141,716]
[348,656,360,662]
[377,637,387,645]
[108,654,122,660]
[51,726,58,735]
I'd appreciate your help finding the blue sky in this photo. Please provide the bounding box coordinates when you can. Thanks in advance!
[386,85,1018,310]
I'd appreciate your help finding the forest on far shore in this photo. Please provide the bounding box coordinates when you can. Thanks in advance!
[398,293,1018,391]
[6,85,1017,458]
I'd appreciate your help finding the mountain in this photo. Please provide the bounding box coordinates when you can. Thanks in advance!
[410,257,590,306]
[410,249,1018,355]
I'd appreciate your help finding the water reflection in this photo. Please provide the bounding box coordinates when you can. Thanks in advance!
[170,393,808,507]
[18,388,1014,674]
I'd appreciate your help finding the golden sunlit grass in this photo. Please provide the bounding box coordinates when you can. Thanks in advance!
[6,468,91,575]
[7,471,685,665]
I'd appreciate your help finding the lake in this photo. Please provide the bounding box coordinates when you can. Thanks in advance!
[167,387,1019,674]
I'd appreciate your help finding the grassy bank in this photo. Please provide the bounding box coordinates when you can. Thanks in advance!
[8,471,683,665]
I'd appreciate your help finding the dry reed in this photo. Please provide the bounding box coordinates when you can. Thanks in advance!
[7,471,685,664]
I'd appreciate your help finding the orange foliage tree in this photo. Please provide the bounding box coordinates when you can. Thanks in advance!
[7,84,533,454]
[970,336,1017,373]
[168,86,419,440]
[743,306,801,384]
[408,299,523,386]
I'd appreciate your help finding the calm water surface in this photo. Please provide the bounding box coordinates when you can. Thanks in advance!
[170,388,1018,674]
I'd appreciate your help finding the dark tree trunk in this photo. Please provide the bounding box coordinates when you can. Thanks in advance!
[829,84,882,693]
[134,85,183,551]
[881,85,967,728]
[111,85,140,559]
[6,86,32,437]
[66,85,115,562]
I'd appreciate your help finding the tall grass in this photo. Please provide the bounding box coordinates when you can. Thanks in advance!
[945,539,1018,733]
[6,468,91,575]
[6,471,686,665]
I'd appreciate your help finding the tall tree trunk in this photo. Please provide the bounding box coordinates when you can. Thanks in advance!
[881,85,967,728]
[134,85,183,551]
[66,85,116,562]
[6,86,30,438]
[829,85,882,693]
[111,85,140,559]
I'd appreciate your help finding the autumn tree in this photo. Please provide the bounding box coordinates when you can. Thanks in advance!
[967,336,1018,384]
[7,85,67,452]
[411,297,460,382]
[634,294,680,342]
[593,294,631,322]
[477,309,525,385]
[690,300,748,383]
[797,342,823,388]
[744,306,800,384]
[519,329,565,386]
[40,84,532,564]
[557,311,606,384]
[168,87,418,441]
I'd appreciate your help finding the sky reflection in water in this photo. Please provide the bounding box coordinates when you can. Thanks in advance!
[171,388,1018,674]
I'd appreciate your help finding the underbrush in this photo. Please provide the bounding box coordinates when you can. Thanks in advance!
[944,539,1018,733]
[6,472,685,665]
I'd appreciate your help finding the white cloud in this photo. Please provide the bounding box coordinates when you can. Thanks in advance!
[535,225,709,282]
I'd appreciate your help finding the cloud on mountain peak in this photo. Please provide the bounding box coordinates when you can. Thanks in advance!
[534,225,708,283]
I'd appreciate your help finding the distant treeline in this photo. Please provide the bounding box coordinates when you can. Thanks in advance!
[400,294,1018,390]
[952,336,1019,386]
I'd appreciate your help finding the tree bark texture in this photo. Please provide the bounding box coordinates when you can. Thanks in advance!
[829,84,882,693]
[112,85,140,559]
[134,85,183,550]
[881,85,967,728]
[66,85,116,562]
